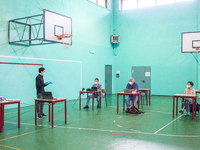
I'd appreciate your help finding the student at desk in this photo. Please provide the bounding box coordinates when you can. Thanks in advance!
[36,67,53,119]
[84,78,102,109]
[125,78,139,112]
[179,81,196,117]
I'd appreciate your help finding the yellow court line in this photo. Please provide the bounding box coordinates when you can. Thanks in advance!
[0,128,46,142]
[0,144,22,150]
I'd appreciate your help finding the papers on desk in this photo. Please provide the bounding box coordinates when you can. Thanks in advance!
[0,96,6,101]
[132,91,136,93]
[6,99,21,101]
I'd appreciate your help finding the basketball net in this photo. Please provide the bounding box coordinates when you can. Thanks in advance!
[193,47,199,56]
[57,34,72,50]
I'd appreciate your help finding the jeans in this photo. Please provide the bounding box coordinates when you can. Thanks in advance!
[184,98,193,113]
[125,96,138,109]
[86,94,100,105]
[37,93,44,115]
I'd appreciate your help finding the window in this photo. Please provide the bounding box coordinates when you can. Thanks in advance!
[139,0,155,8]
[121,0,137,10]
[89,0,107,8]
[156,0,175,5]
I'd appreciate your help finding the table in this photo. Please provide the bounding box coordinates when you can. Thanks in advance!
[139,89,151,105]
[117,92,140,114]
[0,100,21,132]
[35,98,67,127]
[172,94,196,120]
[79,91,102,111]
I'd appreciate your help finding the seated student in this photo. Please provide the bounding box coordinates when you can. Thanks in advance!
[179,81,196,117]
[125,78,139,112]
[84,78,102,109]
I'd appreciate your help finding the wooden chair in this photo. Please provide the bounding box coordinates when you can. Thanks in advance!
[101,89,107,106]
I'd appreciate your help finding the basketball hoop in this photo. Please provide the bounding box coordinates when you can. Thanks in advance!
[57,34,72,50]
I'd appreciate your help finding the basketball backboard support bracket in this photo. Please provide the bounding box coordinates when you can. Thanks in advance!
[8,9,72,46]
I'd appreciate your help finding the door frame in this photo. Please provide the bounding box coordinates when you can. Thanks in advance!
[105,65,112,94]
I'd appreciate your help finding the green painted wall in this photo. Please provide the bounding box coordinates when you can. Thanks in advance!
[113,0,200,95]
[0,0,114,108]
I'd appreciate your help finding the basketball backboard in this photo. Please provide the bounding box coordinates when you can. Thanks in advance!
[182,32,200,53]
[43,9,72,45]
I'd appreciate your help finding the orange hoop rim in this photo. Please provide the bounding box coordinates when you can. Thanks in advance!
[57,34,72,40]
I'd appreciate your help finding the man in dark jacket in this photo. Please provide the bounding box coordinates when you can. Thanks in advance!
[36,67,52,119]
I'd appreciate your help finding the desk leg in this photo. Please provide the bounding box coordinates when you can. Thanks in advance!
[92,93,94,111]
[176,97,178,115]
[49,103,50,122]
[172,96,175,118]
[0,104,2,132]
[123,95,125,111]
[149,90,151,105]
[146,91,148,105]
[132,95,135,114]
[52,102,54,127]
[192,98,194,120]
[100,93,101,108]
[18,102,20,128]
[79,92,81,110]
[35,101,37,125]
[65,100,67,124]
[117,94,119,113]
[195,97,196,117]
[2,105,4,126]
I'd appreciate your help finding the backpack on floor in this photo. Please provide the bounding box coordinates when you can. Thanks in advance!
[189,103,200,114]
[128,106,144,114]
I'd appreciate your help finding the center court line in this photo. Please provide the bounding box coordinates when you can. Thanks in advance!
[0,144,22,150]
[154,115,183,134]
[4,121,200,138]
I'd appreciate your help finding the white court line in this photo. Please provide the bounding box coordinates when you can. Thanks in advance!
[4,121,200,137]
[154,115,183,134]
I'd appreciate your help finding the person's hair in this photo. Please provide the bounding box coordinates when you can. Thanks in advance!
[39,67,45,73]
[129,77,134,81]
[95,78,99,81]
[188,81,194,87]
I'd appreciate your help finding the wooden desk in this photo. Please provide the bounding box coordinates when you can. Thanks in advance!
[139,89,151,105]
[35,98,67,127]
[172,94,196,120]
[79,91,101,111]
[117,92,140,114]
[196,89,200,94]
[0,100,21,132]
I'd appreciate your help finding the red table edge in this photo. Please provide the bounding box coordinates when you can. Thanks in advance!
[172,96,196,120]
[0,101,20,132]
[35,99,67,127]
[79,91,102,111]
[117,93,140,114]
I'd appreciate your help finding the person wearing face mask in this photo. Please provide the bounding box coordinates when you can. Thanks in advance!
[84,78,102,109]
[179,81,195,117]
[125,78,139,112]
[36,67,53,119]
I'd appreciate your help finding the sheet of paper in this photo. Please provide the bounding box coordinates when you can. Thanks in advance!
[145,72,150,76]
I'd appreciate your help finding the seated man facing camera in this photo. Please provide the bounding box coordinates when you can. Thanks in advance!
[179,81,196,117]
[125,77,139,112]
[84,78,102,109]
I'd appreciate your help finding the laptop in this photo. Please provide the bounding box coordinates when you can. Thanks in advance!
[42,92,58,100]
[91,87,97,91]
[123,89,135,93]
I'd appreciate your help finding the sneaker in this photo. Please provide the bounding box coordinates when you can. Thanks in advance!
[83,105,89,109]
[41,113,47,117]
[38,115,42,119]
[179,110,184,114]
[185,114,189,117]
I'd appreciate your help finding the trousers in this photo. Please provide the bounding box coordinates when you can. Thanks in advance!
[183,98,193,113]
[125,95,138,109]
[86,94,100,105]
[37,93,44,115]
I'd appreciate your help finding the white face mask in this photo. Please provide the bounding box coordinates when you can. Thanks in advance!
[129,82,132,85]
[95,82,98,84]
[187,85,190,88]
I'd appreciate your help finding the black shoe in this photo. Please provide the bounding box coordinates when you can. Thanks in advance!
[83,105,89,109]
[41,113,47,117]
[185,114,189,117]
[179,110,184,114]
[38,115,42,119]
[97,104,100,108]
